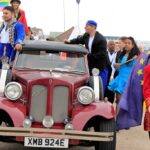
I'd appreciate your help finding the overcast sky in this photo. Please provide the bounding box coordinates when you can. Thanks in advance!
[1,0,150,40]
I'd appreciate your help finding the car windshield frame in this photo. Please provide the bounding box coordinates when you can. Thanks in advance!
[14,50,87,74]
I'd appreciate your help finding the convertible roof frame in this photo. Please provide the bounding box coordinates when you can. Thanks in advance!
[22,41,88,54]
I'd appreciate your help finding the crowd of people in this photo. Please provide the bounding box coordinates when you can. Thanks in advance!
[107,37,140,113]
[65,19,150,138]
[0,0,150,140]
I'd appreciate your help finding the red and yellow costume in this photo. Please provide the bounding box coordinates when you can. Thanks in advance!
[17,9,30,36]
[143,63,150,131]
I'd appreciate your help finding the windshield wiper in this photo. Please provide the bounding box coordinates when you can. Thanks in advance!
[53,68,70,71]
[16,67,85,74]
[16,66,49,70]
[53,68,85,74]
[16,66,35,70]
[69,70,85,74]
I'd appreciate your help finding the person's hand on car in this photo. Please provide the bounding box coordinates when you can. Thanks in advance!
[15,44,22,51]
[64,39,70,44]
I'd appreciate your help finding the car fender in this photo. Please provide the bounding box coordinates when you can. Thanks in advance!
[0,98,26,127]
[72,101,115,130]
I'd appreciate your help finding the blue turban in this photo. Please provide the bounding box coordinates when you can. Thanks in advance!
[86,20,97,28]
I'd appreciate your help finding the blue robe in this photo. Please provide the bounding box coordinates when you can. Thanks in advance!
[0,21,25,68]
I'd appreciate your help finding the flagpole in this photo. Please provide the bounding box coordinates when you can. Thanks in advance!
[63,0,66,31]
[76,0,80,27]
[78,4,79,27]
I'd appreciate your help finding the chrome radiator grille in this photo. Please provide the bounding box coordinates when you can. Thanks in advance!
[30,85,47,122]
[52,86,69,122]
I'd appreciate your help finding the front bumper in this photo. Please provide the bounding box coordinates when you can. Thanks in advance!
[0,127,113,142]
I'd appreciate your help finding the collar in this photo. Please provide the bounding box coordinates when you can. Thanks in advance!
[89,31,96,37]
[16,9,21,20]
[108,50,116,55]
[4,18,17,27]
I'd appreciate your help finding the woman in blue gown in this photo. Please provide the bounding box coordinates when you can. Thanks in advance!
[108,37,140,111]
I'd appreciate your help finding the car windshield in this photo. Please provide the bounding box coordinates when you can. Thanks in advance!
[15,50,86,73]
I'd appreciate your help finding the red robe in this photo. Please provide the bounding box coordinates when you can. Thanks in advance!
[17,9,30,36]
[143,64,150,107]
[143,64,150,131]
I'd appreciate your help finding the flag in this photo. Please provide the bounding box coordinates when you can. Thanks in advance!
[117,51,150,130]
[0,0,10,11]
[76,0,80,5]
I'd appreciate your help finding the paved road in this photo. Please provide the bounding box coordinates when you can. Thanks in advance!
[0,125,150,150]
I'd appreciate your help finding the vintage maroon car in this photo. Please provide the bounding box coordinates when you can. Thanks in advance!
[0,40,116,150]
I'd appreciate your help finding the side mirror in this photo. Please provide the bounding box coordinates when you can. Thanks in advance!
[92,68,100,76]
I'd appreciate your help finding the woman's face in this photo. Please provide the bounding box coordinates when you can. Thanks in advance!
[124,39,134,52]
[11,2,20,10]
[118,40,125,50]
[115,42,120,51]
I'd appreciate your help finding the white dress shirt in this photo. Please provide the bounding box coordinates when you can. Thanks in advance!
[108,51,117,78]
[0,23,10,44]
[88,36,94,53]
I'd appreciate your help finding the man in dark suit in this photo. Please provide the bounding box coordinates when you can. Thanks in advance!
[65,20,109,90]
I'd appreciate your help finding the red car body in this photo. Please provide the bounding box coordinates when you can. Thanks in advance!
[0,41,115,147]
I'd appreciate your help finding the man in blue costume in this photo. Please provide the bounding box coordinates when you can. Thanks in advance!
[117,50,150,130]
[0,6,25,68]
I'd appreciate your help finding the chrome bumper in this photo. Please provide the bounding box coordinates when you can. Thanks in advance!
[0,127,114,142]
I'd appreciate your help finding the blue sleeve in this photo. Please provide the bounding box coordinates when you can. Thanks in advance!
[15,22,26,45]
[128,59,136,67]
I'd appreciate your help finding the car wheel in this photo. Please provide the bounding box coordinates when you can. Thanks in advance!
[88,76,104,100]
[94,118,116,150]
[0,112,14,142]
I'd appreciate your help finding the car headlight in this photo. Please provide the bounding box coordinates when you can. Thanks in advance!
[4,82,23,101]
[77,86,95,105]
[42,116,54,128]
[65,123,74,130]
[23,118,32,128]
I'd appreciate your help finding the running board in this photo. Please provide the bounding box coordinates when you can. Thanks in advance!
[0,127,114,142]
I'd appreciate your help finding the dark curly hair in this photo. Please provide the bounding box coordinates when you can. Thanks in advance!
[119,37,140,62]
